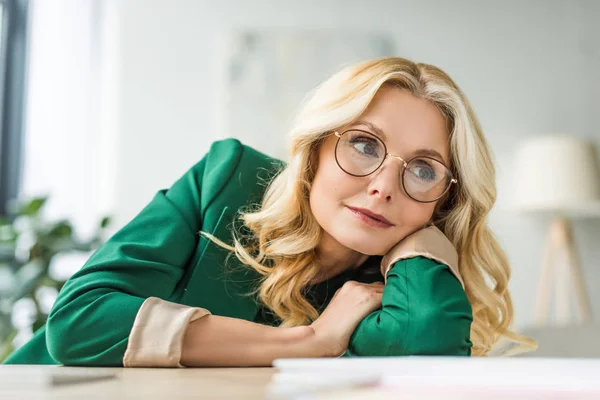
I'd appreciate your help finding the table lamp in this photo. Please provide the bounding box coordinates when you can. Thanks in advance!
[513,135,600,327]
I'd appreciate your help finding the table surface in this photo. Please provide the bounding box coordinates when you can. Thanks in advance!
[4,358,600,400]
[0,366,276,400]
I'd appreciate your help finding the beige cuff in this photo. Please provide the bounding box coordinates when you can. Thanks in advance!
[123,297,211,367]
[381,225,464,289]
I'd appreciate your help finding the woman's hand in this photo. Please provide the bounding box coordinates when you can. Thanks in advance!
[309,281,384,357]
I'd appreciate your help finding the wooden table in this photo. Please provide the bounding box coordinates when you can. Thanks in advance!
[4,357,600,399]
[0,366,276,399]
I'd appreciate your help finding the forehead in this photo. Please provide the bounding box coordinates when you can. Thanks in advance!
[354,87,450,162]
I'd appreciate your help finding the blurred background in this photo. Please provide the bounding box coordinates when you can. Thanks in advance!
[0,0,599,360]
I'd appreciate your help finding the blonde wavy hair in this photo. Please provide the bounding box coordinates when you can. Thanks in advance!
[209,57,537,357]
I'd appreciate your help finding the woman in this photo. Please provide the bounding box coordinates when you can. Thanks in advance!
[5,57,536,367]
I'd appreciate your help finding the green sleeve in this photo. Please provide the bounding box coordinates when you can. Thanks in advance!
[46,142,239,366]
[344,256,473,357]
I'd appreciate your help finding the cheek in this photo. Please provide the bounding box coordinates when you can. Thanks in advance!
[393,201,436,237]
[310,160,363,231]
[312,157,359,203]
[310,164,335,227]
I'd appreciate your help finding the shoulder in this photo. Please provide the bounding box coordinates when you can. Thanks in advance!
[186,138,283,175]
[191,138,285,213]
[200,138,281,174]
[381,225,464,289]
[204,138,284,178]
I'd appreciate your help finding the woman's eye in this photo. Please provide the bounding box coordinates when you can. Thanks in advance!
[412,165,436,181]
[349,137,380,157]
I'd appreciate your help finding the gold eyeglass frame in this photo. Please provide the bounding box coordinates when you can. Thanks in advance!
[333,129,458,203]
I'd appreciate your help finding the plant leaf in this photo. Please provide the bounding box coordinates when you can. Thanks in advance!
[100,216,111,228]
[32,317,47,332]
[19,197,48,216]
[0,328,18,363]
[48,221,73,238]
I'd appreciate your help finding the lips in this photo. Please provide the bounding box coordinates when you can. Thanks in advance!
[346,206,394,227]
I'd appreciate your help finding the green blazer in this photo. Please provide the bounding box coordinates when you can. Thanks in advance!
[4,139,472,366]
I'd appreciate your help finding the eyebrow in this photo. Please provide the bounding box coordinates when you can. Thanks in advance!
[351,120,448,164]
[353,120,387,140]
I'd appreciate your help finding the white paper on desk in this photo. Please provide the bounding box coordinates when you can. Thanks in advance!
[274,355,600,377]
[267,371,381,398]
[272,356,600,394]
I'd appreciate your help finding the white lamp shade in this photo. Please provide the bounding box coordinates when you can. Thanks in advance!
[513,135,600,213]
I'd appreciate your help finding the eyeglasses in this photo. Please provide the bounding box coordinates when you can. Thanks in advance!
[333,129,457,203]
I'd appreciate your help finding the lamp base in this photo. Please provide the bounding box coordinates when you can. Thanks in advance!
[534,216,593,326]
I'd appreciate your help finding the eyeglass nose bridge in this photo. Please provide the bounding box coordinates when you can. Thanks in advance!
[384,153,408,169]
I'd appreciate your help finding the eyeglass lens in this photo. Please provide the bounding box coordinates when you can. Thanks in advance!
[335,130,452,202]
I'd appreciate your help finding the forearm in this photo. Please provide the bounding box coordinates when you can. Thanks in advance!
[180,315,325,367]
[347,257,472,357]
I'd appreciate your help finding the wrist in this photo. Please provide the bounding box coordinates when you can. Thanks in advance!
[279,326,331,358]
[298,325,344,358]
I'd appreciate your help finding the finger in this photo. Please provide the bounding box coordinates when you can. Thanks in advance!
[367,285,385,293]
[366,291,383,301]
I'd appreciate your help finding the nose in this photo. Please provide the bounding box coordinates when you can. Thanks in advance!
[366,158,402,202]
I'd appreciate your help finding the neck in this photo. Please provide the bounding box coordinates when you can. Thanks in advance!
[313,231,369,283]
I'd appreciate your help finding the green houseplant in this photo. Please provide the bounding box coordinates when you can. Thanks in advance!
[0,196,110,362]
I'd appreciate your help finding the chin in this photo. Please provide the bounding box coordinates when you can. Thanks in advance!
[335,232,389,256]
